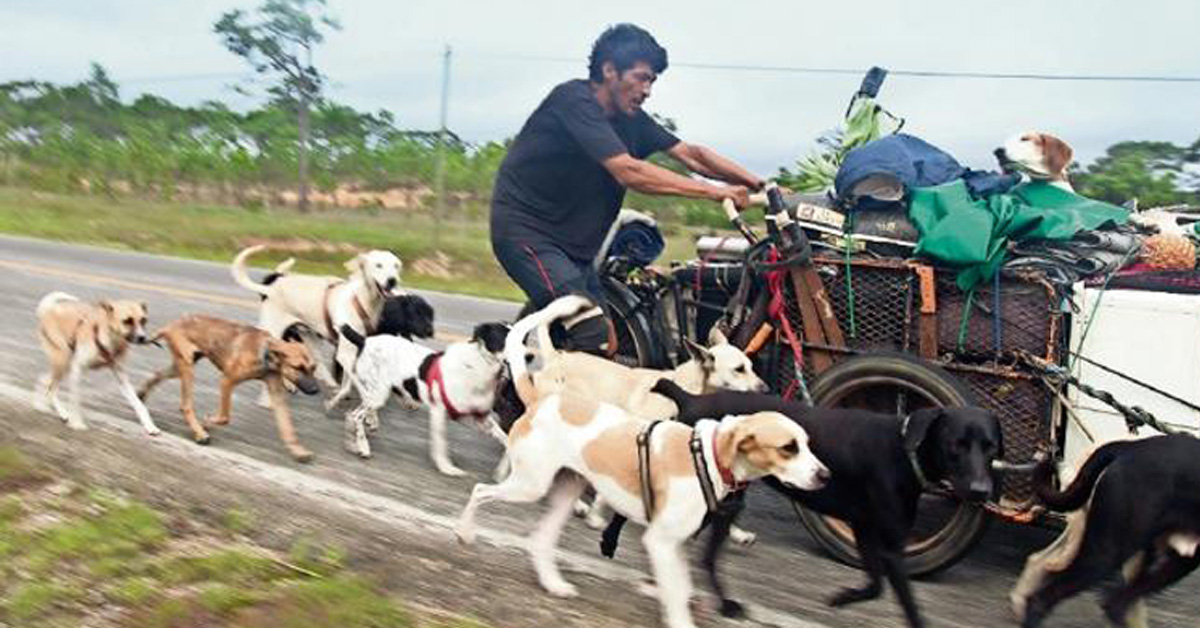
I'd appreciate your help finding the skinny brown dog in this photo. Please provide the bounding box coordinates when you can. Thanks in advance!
[138,315,321,462]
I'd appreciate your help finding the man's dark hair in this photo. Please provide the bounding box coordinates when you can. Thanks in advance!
[588,24,668,83]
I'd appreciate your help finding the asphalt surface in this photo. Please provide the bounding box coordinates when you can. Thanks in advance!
[0,233,1195,628]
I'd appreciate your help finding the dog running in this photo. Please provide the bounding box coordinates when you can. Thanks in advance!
[33,291,158,435]
[138,314,321,462]
[1012,435,1200,628]
[339,321,510,475]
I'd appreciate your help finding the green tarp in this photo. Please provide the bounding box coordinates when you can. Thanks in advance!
[908,180,1130,290]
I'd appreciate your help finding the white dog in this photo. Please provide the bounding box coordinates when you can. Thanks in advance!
[339,322,511,476]
[995,131,1076,192]
[33,292,159,435]
[507,295,768,537]
[231,245,403,404]
[455,392,828,628]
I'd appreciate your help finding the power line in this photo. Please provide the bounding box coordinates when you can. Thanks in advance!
[53,55,1200,86]
[454,50,1200,84]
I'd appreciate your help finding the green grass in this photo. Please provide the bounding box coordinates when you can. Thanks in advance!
[0,186,524,302]
[0,186,739,304]
[0,442,491,628]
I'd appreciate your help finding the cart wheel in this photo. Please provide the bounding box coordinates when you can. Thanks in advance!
[796,352,990,577]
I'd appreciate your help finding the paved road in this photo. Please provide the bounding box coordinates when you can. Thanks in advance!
[0,233,1194,628]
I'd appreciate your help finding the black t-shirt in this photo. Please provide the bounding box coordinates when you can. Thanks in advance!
[490,79,680,261]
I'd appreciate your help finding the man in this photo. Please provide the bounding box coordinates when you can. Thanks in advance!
[491,23,763,353]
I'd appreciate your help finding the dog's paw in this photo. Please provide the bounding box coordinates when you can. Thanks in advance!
[584,511,608,530]
[454,524,476,546]
[66,417,88,431]
[194,434,212,445]
[729,527,758,547]
[144,426,162,437]
[636,578,658,598]
[572,499,592,518]
[291,448,315,464]
[827,585,880,608]
[541,579,578,598]
[436,464,467,477]
[718,598,746,619]
[204,415,230,427]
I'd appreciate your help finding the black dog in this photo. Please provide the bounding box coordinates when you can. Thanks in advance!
[331,293,435,381]
[1016,435,1200,628]
[600,380,1002,628]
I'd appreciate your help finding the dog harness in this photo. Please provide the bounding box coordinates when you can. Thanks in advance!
[423,354,489,422]
[637,420,745,521]
[899,413,929,488]
[91,322,117,366]
[690,424,746,513]
[322,283,376,340]
[636,420,667,520]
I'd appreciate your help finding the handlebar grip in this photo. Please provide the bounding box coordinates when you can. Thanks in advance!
[722,198,739,222]
[766,186,786,215]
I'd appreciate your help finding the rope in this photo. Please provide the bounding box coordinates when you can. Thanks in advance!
[956,287,976,352]
[1018,351,1191,436]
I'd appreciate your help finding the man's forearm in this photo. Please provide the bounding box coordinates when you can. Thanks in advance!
[687,145,762,189]
[614,157,726,200]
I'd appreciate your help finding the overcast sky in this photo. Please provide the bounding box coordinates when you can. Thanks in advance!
[3,0,1198,176]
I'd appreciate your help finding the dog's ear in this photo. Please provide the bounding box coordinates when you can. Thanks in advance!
[715,416,756,468]
[683,338,714,370]
[99,300,115,315]
[1041,134,1073,177]
[140,302,148,315]
[707,326,729,347]
[343,253,366,274]
[902,407,944,452]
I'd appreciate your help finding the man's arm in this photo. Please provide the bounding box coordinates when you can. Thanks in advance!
[603,153,750,207]
[666,142,764,191]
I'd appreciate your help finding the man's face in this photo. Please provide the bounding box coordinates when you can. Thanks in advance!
[604,60,657,117]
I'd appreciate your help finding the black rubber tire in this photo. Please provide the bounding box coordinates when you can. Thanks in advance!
[795,352,991,577]
[599,277,665,369]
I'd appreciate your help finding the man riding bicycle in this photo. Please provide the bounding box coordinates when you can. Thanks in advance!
[490,23,763,354]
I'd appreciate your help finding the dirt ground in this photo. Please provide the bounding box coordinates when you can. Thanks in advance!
[0,397,722,628]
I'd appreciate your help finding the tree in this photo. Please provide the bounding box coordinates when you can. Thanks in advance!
[1074,141,1197,207]
[214,0,340,210]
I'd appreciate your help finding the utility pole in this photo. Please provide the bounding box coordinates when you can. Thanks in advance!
[434,44,452,247]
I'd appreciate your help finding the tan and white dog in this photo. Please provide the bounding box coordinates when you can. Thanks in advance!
[506,295,768,535]
[32,292,159,435]
[995,131,1076,192]
[231,245,403,405]
[455,392,828,628]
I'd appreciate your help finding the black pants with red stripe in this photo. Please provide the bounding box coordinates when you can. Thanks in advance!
[492,238,604,309]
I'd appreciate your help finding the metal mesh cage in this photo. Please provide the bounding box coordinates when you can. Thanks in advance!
[935,276,1059,360]
[769,256,1061,506]
[950,367,1054,506]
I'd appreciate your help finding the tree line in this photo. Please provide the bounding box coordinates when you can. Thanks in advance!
[1,64,1195,219]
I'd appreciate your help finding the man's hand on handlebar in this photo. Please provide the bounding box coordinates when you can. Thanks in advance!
[711,184,752,211]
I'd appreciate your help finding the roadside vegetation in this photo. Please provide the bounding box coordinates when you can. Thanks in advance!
[0,445,489,628]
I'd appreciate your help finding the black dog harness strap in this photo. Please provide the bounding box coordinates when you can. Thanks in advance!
[899,413,929,488]
[637,420,666,521]
[689,430,721,513]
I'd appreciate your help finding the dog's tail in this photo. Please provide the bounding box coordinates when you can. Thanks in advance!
[1035,439,1137,511]
[36,291,78,317]
[503,295,595,405]
[231,245,272,297]
[339,324,366,353]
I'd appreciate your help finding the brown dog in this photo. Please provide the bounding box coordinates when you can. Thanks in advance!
[34,291,158,435]
[138,314,321,462]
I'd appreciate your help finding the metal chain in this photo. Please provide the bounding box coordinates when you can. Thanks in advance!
[1016,351,1185,436]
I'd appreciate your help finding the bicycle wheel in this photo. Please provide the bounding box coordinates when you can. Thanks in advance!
[600,276,663,369]
[795,352,990,577]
